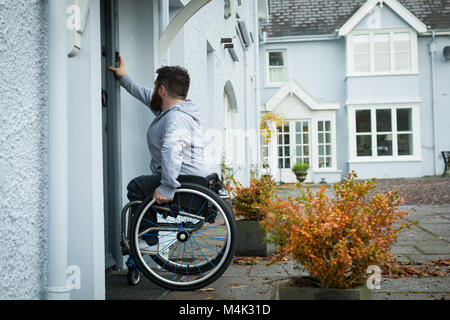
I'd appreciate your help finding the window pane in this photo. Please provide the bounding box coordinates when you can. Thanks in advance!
[394,33,410,51]
[319,145,324,156]
[377,134,393,156]
[284,134,289,144]
[303,134,308,144]
[395,52,411,71]
[356,110,371,133]
[296,134,302,144]
[376,109,392,132]
[353,34,369,53]
[296,146,303,157]
[394,33,411,71]
[355,53,370,73]
[303,122,309,132]
[325,121,331,131]
[397,108,412,132]
[318,133,324,143]
[398,134,413,155]
[284,123,290,132]
[319,158,325,168]
[326,145,331,156]
[303,146,309,156]
[374,34,390,72]
[357,135,372,156]
[269,52,285,66]
[325,133,331,143]
[318,121,324,131]
[269,67,286,83]
[374,34,390,51]
[374,52,390,72]
[296,122,301,132]
[353,34,370,73]
[285,158,290,169]
[326,157,332,168]
[278,147,283,156]
[278,158,283,168]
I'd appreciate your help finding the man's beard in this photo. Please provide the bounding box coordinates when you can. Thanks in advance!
[150,89,162,112]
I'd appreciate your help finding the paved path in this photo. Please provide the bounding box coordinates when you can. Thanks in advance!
[106,202,450,300]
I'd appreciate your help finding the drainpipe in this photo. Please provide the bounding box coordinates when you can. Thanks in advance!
[253,0,262,177]
[429,30,439,175]
[45,0,70,299]
[159,0,170,66]
[243,48,250,185]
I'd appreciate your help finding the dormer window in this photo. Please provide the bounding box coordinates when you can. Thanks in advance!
[347,29,418,76]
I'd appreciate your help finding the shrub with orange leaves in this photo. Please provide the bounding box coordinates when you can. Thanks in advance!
[261,172,409,289]
[232,175,277,221]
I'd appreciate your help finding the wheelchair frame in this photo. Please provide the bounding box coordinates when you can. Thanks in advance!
[120,183,233,289]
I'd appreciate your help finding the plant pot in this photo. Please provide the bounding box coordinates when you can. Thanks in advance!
[236,220,275,257]
[294,172,307,183]
[277,279,372,300]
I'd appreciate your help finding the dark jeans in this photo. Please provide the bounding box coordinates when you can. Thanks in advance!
[127,175,161,246]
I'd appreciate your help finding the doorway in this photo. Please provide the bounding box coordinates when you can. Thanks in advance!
[274,120,311,183]
[100,0,122,270]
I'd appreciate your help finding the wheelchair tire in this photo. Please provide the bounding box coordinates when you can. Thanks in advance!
[129,182,237,291]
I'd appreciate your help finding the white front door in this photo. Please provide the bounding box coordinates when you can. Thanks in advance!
[274,120,311,183]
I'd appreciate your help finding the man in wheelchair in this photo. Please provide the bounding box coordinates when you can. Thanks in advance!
[109,57,215,254]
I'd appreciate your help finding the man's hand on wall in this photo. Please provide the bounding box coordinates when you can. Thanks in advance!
[108,56,127,79]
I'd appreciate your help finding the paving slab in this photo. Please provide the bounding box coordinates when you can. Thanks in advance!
[418,224,450,241]
[280,261,310,278]
[377,277,450,293]
[106,271,168,300]
[163,275,276,300]
[222,264,251,277]
[405,254,450,263]
[372,292,450,300]
[390,245,422,255]
[414,244,450,255]
[407,215,450,224]
[248,262,289,278]
[431,206,450,214]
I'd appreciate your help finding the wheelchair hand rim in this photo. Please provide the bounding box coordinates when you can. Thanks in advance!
[133,189,232,288]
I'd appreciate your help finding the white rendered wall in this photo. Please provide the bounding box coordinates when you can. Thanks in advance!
[0,0,49,299]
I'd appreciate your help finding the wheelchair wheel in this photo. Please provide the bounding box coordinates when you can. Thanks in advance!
[129,182,237,291]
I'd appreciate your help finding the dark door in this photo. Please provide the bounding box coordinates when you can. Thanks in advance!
[101,0,122,270]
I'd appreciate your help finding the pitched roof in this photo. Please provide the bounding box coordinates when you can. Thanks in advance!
[260,0,450,38]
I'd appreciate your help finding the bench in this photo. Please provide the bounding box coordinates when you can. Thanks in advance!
[442,151,450,176]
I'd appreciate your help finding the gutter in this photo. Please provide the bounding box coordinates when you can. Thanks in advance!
[253,0,262,176]
[428,30,439,175]
[45,0,70,300]
[263,32,339,44]
[263,29,450,44]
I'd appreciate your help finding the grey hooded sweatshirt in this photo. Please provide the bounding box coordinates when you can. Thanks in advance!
[119,74,212,199]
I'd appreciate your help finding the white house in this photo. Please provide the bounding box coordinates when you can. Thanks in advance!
[259,0,450,184]
[0,0,268,300]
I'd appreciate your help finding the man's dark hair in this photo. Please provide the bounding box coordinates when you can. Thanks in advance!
[155,66,190,99]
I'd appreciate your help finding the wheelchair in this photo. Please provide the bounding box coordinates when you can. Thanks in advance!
[120,173,237,291]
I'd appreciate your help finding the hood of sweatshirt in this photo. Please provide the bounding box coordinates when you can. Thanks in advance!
[156,100,201,126]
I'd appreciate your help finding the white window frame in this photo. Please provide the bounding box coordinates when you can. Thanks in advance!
[346,28,419,77]
[348,103,421,163]
[266,49,288,87]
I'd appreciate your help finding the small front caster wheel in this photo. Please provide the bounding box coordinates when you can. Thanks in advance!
[127,268,140,286]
